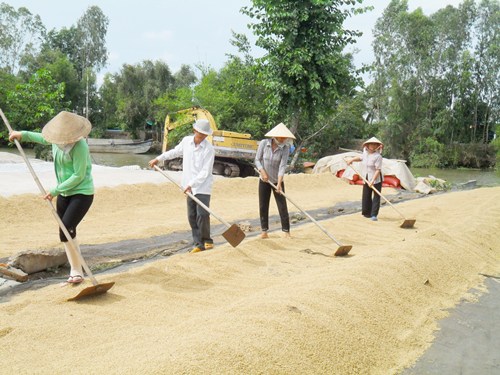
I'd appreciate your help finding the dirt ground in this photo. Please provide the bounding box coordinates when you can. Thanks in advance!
[0,165,499,374]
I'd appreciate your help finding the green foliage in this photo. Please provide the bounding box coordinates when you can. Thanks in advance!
[99,60,176,137]
[242,0,363,139]
[369,0,499,167]
[5,68,67,132]
[409,137,444,168]
[409,139,496,169]
[20,49,81,109]
[458,142,496,169]
[428,178,451,191]
[0,68,20,109]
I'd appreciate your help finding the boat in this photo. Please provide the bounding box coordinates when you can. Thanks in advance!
[87,138,153,154]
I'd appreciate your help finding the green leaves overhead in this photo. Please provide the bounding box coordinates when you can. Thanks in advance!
[242,0,363,135]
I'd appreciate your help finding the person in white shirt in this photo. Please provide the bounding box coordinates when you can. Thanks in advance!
[346,137,384,221]
[149,119,216,253]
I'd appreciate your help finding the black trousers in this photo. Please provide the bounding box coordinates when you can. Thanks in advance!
[259,179,290,232]
[362,179,382,218]
[56,194,94,242]
[187,194,212,249]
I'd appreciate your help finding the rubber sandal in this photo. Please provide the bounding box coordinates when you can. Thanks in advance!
[67,275,84,284]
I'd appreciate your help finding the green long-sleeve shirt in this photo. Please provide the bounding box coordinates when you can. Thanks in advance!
[21,131,94,197]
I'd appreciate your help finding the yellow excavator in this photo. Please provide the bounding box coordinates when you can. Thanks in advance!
[161,106,259,177]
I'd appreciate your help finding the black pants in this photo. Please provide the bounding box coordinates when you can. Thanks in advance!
[362,179,382,218]
[56,194,94,242]
[259,179,290,232]
[187,194,212,249]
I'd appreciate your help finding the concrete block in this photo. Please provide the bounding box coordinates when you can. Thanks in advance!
[9,248,67,274]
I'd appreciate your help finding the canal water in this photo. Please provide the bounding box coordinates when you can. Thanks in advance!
[1,147,499,187]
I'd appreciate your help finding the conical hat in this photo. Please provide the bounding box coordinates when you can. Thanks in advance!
[265,122,296,139]
[362,136,383,147]
[42,111,92,144]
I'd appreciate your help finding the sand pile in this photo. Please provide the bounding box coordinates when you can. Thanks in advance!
[0,164,499,374]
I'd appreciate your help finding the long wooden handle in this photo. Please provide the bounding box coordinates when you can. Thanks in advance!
[153,165,232,229]
[254,168,343,247]
[0,108,98,285]
[345,161,407,220]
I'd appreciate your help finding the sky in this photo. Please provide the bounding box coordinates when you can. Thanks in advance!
[4,0,465,83]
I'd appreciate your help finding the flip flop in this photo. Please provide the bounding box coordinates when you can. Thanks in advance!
[67,275,84,284]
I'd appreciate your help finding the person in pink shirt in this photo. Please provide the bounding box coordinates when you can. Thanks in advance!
[346,137,384,221]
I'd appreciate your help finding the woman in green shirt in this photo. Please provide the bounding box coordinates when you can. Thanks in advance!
[9,111,94,284]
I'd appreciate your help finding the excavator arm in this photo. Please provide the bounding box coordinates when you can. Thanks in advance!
[161,106,258,177]
[162,106,218,152]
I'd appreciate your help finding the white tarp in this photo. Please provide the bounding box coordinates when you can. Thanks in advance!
[312,152,417,191]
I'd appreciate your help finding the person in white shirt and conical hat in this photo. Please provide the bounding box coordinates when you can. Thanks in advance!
[255,122,296,239]
[346,137,384,221]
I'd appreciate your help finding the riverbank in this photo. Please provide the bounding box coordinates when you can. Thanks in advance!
[0,153,499,374]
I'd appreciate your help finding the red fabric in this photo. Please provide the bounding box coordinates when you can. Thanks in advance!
[382,175,401,188]
[336,170,401,189]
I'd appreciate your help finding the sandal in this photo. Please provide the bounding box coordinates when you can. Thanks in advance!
[67,275,84,284]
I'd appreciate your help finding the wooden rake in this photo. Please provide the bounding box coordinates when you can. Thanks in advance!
[255,168,352,256]
[345,161,416,229]
[1,108,114,301]
[153,165,245,247]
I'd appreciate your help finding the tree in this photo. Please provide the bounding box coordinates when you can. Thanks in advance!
[0,3,46,74]
[20,49,81,109]
[173,64,197,89]
[369,0,498,167]
[242,0,365,169]
[75,6,109,118]
[5,68,68,132]
[101,60,175,137]
[471,0,499,143]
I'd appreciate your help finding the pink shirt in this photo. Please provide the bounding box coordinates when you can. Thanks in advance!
[361,148,383,184]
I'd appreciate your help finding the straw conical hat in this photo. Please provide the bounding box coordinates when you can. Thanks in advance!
[362,136,383,147]
[265,122,296,139]
[42,111,92,144]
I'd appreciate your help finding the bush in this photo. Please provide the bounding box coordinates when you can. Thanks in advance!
[409,139,496,169]
[409,137,444,168]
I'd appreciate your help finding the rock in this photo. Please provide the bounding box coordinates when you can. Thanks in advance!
[9,249,67,274]
[458,180,477,189]
[238,221,253,232]
[414,180,435,195]
[0,277,21,294]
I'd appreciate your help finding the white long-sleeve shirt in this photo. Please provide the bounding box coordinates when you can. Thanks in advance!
[156,136,215,195]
